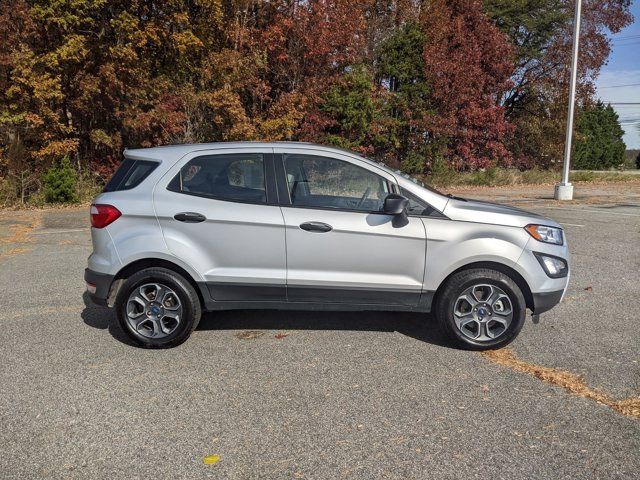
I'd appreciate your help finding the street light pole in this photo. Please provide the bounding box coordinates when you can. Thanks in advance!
[555,0,582,201]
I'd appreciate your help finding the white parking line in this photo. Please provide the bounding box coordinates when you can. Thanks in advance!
[559,223,584,227]
[31,228,88,235]
[542,206,640,217]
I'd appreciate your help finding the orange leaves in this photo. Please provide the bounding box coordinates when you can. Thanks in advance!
[201,87,257,141]
[0,0,632,185]
[34,139,80,161]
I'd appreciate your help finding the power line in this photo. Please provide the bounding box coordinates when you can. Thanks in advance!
[599,83,640,89]
[612,33,640,40]
[611,41,640,47]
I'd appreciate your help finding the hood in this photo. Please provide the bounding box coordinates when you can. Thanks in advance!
[443,197,561,229]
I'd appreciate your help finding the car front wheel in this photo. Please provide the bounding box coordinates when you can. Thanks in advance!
[435,268,526,350]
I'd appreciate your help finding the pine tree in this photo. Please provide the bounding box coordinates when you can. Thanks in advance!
[573,102,626,170]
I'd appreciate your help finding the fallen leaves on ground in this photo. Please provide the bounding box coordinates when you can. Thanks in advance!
[275,332,290,339]
[234,330,264,340]
[481,347,640,419]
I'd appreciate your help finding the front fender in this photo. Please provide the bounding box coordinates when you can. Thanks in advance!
[422,219,529,292]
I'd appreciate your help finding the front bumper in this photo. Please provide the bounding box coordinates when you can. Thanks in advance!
[532,289,564,314]
[84,268,114,307]
[516,235,570,314]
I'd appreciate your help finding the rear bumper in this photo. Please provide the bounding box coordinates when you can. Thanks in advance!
[84,268,114,307]
[532,289,564,314]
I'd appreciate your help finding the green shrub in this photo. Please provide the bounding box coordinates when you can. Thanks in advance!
[27,189,47,207]
[43,156,78,203]
[400,152,425,175]
[428,158,458,186]
[469,167,497,186]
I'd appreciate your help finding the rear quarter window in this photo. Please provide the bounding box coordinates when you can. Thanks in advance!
[103,159,159,192]
[167,154,266,204]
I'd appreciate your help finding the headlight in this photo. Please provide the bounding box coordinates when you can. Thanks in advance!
[533,252,568,278]
[525,224,564,245]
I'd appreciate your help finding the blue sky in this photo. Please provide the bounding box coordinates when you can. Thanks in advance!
[596,0,640,149]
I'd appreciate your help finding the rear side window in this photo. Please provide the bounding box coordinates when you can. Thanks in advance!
[103,159,159,192]
[167,154,266,204]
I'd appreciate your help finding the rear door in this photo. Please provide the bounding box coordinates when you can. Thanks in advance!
[274,147,427,306]
[153,148,287,302]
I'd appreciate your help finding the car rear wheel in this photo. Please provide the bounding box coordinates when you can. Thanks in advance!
[115,267,202,348]
[435,268,526,350]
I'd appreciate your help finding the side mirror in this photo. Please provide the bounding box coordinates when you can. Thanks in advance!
[383,193,409,215]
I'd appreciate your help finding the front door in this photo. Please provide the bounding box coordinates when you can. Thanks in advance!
[154,148,287,302]
[275,149,426,306]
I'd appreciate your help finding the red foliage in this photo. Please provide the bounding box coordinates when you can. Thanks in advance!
[422,0,515,169]
[124,94,188,148]
[262,0,368,101]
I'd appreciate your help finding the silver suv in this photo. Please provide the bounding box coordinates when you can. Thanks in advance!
[85,142,569,350]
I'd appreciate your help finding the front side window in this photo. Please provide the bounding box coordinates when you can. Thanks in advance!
[400,187,445,217]
[401,188,430,215]
[284,154,389,212]
[168,154,266,203]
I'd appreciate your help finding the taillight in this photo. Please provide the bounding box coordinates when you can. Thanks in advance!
[90,204,121,228]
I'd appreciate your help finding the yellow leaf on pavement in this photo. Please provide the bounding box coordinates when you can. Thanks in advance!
[203,454,220,465]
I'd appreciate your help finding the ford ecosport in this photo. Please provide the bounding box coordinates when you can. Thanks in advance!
[85,142,569,350]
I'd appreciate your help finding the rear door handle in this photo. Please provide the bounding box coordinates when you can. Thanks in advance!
[299,221,332,233]
[174,212,206,223]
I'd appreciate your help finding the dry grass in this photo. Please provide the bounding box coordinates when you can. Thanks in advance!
[482,348,640,420]
[428,167,640,188]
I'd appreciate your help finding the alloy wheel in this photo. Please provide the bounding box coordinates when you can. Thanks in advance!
[453,284,514,342]
[126,283,183,339]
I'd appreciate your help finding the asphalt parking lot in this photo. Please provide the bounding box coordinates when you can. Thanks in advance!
[1,183,639,479]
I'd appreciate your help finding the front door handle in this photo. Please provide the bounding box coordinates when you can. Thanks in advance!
[299,221,332,233]
[174,212,206,223]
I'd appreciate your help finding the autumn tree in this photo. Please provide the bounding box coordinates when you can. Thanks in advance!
[0,0,635,204]
[485,0,633,166]
[421,0,515,169]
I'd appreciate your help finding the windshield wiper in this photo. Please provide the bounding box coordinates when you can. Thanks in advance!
[447,194,467,202]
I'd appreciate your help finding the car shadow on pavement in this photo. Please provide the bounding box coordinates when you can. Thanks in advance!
[81,292,138,346]
[81,292,453,349]
[198,309,454,348]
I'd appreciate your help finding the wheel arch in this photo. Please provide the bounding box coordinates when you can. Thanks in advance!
[109,258,205,308]
[433,261,534,312]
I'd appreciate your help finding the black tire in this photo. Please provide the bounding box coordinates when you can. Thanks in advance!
[115,267,202,348]
[435,268,526,350]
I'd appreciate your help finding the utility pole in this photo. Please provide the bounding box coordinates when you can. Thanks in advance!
[555,0,582,201]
